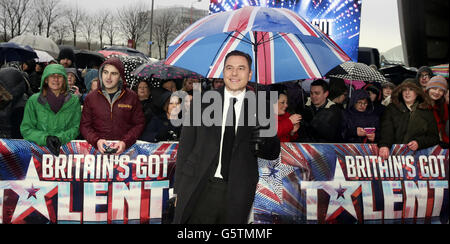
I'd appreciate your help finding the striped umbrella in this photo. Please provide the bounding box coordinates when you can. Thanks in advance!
[165,6,350,85]
[431,64,449,78]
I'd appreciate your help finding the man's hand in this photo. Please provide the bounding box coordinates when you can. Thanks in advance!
[407,140,419,151]
[97,139,108,154]
[378,146,390,161]
[110,141,126,154]
[250,125,264,155]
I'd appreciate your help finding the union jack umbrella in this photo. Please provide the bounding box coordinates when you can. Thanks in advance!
[165,6,350,85]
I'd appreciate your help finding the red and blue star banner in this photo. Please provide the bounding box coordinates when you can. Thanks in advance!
[255,143,448,224]
[209,0,362,61]
[0,140,448,224]
[0,139,176,224]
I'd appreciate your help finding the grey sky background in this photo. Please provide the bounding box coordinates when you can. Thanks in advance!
[61,0,402,53]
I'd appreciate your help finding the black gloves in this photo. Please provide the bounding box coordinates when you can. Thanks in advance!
[250,125,281,160]
[46,136,61,156]
[250,125,264,155]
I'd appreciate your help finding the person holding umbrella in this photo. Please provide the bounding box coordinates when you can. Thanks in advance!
[173,50,280,224]
[20,64,81,155]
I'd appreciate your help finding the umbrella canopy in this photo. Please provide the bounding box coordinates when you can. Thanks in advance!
[132,61,204,80]
[0,42,38,63]
[75,50,105,68]
[102,46,147,59]
[9,34,59,58]
[35,50,55,63]
[98,50,128,58]
[379,64,417,85]
[431,64,449,78]
[165,6,350,84]
[328,62,387,83]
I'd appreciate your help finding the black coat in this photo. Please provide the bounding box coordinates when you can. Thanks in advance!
[173,87,280,224]
[0,68,27,139]
[378,81,439,149]
[341,90,380,143]
[297,98,342,143]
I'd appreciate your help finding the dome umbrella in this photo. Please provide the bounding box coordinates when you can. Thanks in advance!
[9,34,59,58]
[165,6,350,85]
[0,42,37,63]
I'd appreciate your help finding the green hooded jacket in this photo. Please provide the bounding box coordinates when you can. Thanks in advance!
[20,64,81,146]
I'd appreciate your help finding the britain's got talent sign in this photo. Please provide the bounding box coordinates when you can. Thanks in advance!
[0,140,176,224]
[0,139,448,224]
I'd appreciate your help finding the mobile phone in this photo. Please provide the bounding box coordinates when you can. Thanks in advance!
[364,127,376,134]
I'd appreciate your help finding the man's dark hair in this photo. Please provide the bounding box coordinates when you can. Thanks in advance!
[224,50,252,69]
[311,79,329,93]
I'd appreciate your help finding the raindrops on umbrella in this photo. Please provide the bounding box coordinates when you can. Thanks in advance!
[107,54,149,89]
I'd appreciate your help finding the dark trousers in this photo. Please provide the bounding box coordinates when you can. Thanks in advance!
[187,178,228,224]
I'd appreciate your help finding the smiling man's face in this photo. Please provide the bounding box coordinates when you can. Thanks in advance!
[223,55,252,93]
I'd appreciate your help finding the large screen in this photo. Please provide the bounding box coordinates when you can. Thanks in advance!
[209,0,362,61]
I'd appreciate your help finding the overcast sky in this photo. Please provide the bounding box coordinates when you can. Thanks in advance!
[61,0,402,53]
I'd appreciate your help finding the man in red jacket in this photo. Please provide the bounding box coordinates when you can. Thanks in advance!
[80,57,145,154]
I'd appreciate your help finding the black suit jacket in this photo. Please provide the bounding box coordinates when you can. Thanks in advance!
[173,87,280,224]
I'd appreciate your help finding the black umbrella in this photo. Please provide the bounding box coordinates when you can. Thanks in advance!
[0,42,38,63]
[75,50,105,69]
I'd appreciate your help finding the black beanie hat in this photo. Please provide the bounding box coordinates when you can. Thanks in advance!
[58,47,76,62]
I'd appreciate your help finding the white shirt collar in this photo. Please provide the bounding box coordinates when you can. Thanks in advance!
[224,87,246,103]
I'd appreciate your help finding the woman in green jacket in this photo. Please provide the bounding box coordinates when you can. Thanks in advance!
[378,79,439,160]
[20,64,81,155]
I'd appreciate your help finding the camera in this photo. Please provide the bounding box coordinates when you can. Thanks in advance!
[104,145,118,154]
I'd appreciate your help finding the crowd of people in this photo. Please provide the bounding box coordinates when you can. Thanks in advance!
[0,45,449,156]
[273,67,449,154]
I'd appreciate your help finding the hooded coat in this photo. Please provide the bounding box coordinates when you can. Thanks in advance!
[80,58,145,149]
[415,66,434,87]
[378,80,439,149]
[20,64,81,146]
[341,89,380,143]
[0,68,28,138]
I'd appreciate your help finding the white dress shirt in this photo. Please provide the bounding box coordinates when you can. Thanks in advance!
[214,88,246,178]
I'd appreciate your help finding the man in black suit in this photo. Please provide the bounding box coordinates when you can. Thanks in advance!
[172,50,280,224]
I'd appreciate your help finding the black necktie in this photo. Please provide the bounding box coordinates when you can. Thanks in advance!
[220,98,237,181]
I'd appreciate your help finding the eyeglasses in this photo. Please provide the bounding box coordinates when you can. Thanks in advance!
[420,74,430,78]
